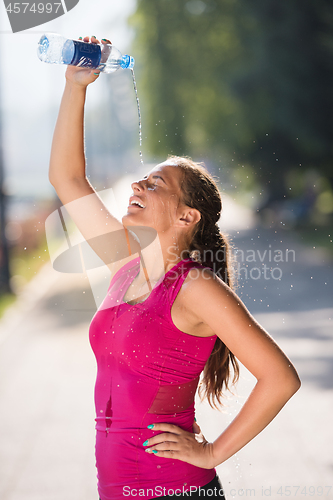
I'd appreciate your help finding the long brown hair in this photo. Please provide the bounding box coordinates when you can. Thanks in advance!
[169,155,240,408]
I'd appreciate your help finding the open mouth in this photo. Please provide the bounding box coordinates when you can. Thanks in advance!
[130,200,145,208]
[129,197,146,209]
[129,198,146,208]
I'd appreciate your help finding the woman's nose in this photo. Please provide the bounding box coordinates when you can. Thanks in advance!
[131,179,145,191]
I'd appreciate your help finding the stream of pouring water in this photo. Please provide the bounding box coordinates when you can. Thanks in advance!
[131,69,144,165]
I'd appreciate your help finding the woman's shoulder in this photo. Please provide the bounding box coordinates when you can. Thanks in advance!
[186,263,230,289]
[176,262,234,307]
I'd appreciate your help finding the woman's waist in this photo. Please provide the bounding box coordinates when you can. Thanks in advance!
[95,406,195,434]
[94,375,198,427]
[95,426,216,494]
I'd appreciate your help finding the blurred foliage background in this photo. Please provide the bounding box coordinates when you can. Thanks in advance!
[0,0,333,303]
[130,0,333,229]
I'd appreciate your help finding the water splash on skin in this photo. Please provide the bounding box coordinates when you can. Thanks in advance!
[131,69,143,165]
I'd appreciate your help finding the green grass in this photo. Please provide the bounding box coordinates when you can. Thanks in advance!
[11,239,49,282]
[0,293,17,318]
[0,237,50,319]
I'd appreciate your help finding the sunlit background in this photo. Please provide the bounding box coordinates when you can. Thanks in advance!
[0,1,332,499]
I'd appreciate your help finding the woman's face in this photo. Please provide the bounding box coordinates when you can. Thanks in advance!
[122,162,187,234]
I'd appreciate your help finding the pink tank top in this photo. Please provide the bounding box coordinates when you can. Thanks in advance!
[89,258,217,500]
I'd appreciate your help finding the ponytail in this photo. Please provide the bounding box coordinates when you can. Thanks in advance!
[169,155,240,408]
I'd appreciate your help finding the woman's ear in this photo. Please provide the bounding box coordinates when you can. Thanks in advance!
[178,208,201,227]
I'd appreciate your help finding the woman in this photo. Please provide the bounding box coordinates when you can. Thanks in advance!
[49,36,301,500]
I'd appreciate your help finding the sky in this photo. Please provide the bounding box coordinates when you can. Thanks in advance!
[0,0,137,197]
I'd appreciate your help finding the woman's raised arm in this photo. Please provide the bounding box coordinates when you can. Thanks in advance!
[49,36,140,268]
[49,36,107,205]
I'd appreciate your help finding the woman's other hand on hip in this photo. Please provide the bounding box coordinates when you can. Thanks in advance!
[143,422,217,469]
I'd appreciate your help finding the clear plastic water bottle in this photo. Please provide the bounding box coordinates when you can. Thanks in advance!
[37,33,135,74]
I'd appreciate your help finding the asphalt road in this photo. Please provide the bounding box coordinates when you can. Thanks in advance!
[0,224,332,500]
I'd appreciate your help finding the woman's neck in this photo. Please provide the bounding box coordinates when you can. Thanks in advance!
[136,238,185,280]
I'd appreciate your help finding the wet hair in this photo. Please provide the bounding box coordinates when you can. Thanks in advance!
[168,155,239,408]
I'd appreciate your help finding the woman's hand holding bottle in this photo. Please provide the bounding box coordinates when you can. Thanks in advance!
[65,36,111,88]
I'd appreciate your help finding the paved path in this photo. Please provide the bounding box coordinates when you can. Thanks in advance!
[0,224,332,500]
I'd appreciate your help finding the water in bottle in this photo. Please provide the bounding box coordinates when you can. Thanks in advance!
[37,33,134,73]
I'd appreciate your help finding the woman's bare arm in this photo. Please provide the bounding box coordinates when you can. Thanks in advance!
[143,269,301,468]
[49,37,140,267]
[49,74,95,201]
[191,270,300,465]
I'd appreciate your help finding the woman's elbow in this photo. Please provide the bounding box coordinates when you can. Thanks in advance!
[49,173,56,187]
[282,366,301,398]
[277,356,301,396]
[263,364,301,399]
[290,371,301,394]
[48,165,59,187]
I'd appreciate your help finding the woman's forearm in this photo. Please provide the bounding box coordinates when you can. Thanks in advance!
[211,372,301,466]
[49,81,88,186]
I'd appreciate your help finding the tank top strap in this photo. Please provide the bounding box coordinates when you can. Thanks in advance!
[108,256,140,302]
[163,259,205,306]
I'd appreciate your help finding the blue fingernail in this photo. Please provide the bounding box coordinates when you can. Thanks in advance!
[194,417,197,422]
[147,424,154,429]
[143,440,148,446]
[152,450,158,454]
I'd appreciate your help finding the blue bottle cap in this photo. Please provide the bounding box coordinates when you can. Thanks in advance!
[120,55,135,69]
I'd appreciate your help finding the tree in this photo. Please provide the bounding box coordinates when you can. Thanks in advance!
[130,0,333,200]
